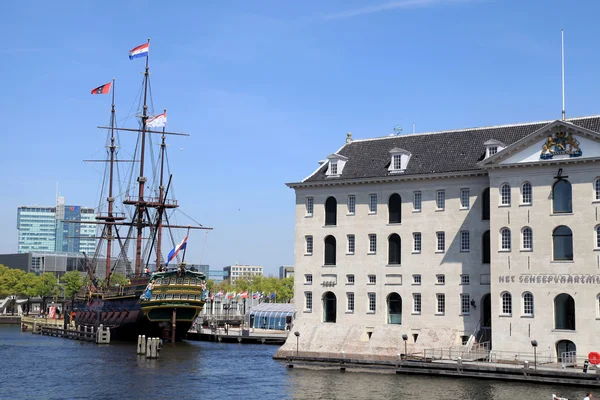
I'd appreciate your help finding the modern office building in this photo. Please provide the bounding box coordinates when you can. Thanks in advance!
[279,265,294,279]
[280,115,600,361]
[17,196,96,254]
[0,251,127,279]
[224,264,264,283]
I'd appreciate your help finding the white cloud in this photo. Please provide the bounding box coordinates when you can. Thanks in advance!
[323,0,472,21]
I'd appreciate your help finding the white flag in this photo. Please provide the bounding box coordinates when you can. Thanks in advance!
[147,112,167,128]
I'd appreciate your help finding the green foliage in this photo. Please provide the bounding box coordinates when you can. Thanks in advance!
[18,272,40,299]
[0,266,25,298]
[109,272,128,287]
[61,271,83,299]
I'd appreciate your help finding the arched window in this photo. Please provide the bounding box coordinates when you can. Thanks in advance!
[522,227,533,250]
[553,226,573,261]
[554,293,575,330]
[482,188,490,220]
[521,182,532,205]
[522,292,534,316]
[500,228,511,251]
[388,193,402,224]
[325,197,337,226]
[387,293,402,324]
[552,180,572,213]
[596,226,600,249]
[500,183,511,206]
[595,178,600,201]
[388,234,401,265]
[501,292,512,315]
[324,235,336,265]
[482,230,490,263]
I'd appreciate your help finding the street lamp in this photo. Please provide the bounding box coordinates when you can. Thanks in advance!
[294,331,300,357]
[402,334,408,359]
[531,340,538,370]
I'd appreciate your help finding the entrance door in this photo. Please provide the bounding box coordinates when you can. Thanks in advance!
[323,292,337,323]
[556,340,576,362]
[481,294,491,328]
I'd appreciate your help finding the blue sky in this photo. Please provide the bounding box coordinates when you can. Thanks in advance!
[2,0,600,276]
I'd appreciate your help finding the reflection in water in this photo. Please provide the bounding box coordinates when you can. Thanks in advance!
[0,325,589,400]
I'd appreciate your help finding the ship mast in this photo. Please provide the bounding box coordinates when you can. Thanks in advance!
[156,109,167,269]
[106,78,116,279]
[135,38,151,275]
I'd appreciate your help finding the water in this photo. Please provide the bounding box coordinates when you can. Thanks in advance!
[0,325,590,400]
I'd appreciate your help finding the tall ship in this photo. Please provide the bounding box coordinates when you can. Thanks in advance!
[73,40,211,341]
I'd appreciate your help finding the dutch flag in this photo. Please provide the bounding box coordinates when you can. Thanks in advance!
[166,234,188,266]
[129,43,149,60]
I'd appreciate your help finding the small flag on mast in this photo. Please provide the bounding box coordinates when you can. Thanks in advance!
[147,112,167,128]
[91,82,111,95]
[129,43,149,60]
[165,234,188,266]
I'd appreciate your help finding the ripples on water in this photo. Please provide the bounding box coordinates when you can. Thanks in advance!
[0,325,590,400]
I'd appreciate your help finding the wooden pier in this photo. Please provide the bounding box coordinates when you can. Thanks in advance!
[21,316,110,344]
[187,327,287,345]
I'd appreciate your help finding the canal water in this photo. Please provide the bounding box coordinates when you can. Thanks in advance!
[0,325,590,400]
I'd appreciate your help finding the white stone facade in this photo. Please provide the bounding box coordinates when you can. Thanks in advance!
[280,118,600,361]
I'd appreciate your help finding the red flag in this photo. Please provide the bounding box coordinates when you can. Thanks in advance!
[91,82,111,95]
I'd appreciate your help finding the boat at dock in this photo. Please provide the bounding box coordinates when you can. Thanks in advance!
[73,40,211,341]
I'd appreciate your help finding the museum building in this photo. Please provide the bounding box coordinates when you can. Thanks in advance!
[285,115,600,360]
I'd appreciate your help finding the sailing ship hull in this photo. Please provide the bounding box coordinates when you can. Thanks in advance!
[74,270,207,341]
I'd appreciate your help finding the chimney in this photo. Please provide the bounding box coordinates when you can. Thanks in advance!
[346,131,353,143]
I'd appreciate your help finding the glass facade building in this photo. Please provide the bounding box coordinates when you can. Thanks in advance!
[17,196,96,254]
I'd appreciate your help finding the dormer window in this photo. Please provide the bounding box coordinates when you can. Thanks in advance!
[330,162,338,175]
[326,153,348,177]
[484,140,506,159]
[388,148,411,173]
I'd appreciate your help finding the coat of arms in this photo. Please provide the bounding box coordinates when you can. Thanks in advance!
[540,131,582,160]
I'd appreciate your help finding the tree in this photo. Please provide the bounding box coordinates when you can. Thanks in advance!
[0,267,25,315]
[17,272,40,315]
[36,272,59,313]
[109,272,128,287]
[61,271,83,307]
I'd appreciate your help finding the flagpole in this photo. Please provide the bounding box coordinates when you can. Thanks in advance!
[181,226,191,264]
[561,29,566,121]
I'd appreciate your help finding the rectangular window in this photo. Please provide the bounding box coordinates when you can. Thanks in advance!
[523,294,534,316]
[436,190,445,210]
[347,292,355,312]
[347,274,355,284]
[347,234,355,254]
[413,191,422,211]
[368,292,376,312]
[347,195,356,215]
[368,274,376,284]
[305,291,312,311]
[436,293,446,314]
[488,146,498,156]
[305,197,314,216]
[460,230,470,252]
[461,294,470,315]
[330,162,338,175]
[369,194,377,214]
[305,236,313,255]
[460,188,470,209]
[393,154,402,170]
[413,274,421,285]
[436,231,445,252]
[413,232,422,253]
[413,293,422,314]
[305,274,312,284]
[460,274,470,285]
[436,274,445,285]
[368,234,377,253]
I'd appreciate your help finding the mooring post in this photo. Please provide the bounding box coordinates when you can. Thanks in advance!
[146,335,152,356]
[171,309,176,343]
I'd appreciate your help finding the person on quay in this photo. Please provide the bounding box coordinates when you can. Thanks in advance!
[584,392,593,400]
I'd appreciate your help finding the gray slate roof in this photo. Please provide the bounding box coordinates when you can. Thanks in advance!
[304,116,600,182]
